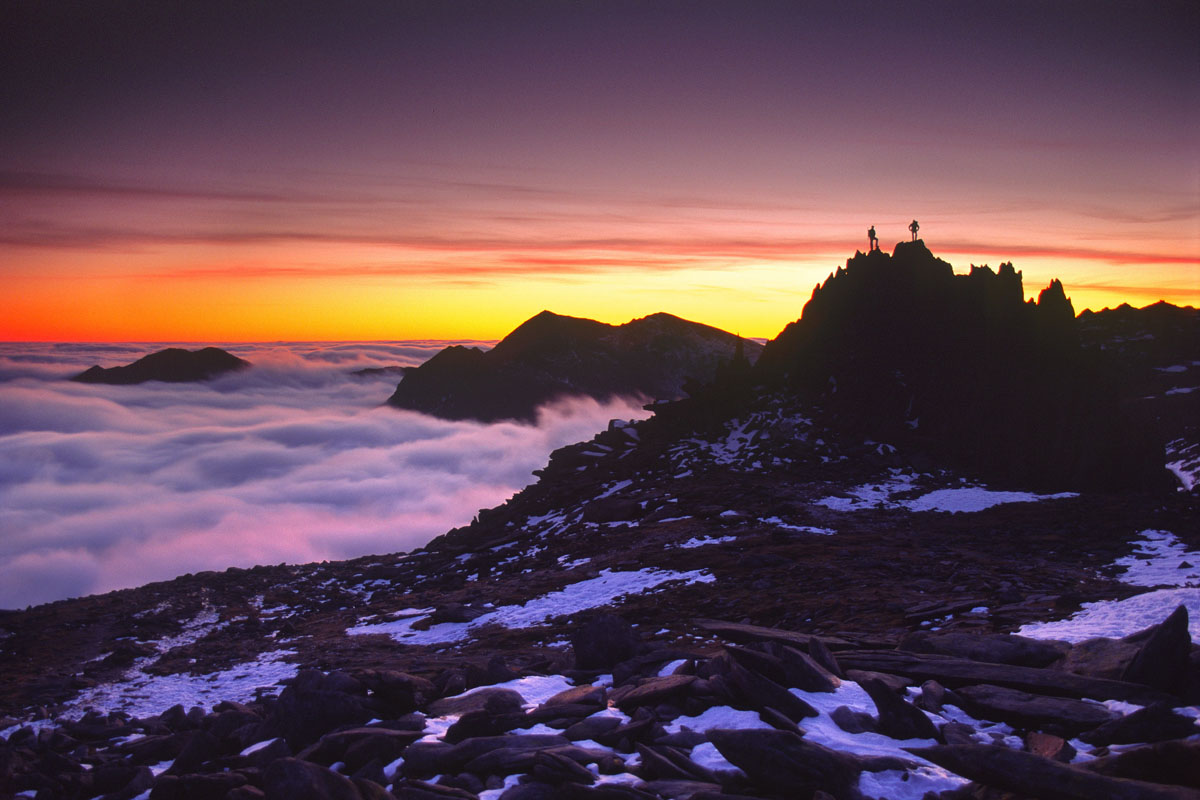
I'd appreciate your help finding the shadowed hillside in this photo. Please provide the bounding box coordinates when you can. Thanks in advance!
[388,311,761,423]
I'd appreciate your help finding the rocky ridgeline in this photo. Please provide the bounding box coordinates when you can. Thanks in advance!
[2,607,1198,800]
[743,241,1177,492]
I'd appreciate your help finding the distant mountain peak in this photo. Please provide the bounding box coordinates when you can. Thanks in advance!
[71,346,250,385]
[388,311,761,423]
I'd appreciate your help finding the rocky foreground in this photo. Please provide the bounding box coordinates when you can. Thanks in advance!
[2,384,1197,799]
[2,602,1199,800]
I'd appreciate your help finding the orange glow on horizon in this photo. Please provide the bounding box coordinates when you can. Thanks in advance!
[2,235,1195,343]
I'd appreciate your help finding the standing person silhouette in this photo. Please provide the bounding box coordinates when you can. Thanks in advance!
[909,219,920,241]
[868,225,878,252]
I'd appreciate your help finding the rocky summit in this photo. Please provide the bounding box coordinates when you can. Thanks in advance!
[387,311,762,423]
[3,247,1199,800]
[71,347,250,385]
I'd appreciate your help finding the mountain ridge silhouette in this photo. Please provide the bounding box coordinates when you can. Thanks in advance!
[387,311,761,423]
[71,346,250,385]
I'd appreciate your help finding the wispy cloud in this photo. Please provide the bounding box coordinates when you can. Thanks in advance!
[1056,281,1200,302]
[0,170,296,203]
[935,241,1199,267]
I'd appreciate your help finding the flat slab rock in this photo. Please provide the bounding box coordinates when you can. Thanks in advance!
[693,618,855,650]
[954,684,1117,737]
[898,630,1069,667]
[911,744,1200,800]
[608,674,696,709]
[838,650,1177,705]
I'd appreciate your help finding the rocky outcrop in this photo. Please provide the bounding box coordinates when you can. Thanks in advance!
[71,347,250,384]
[4,606,1197,799]
[743,241,1169,491]
[387,311,761,423]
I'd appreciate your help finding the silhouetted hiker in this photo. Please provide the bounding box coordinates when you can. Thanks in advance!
[909,219,920,241]
[868,225,878,251]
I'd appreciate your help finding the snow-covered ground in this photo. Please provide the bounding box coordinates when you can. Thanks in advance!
[1166,438,1200,492]
[816,469,1077,513]
[672,535,739,549]
[347,567,715,645]
[65,649,298,721]
[1020,529,1200,641]
[9,606,300,723]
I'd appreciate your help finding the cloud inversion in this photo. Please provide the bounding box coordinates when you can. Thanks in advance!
[0,342,649,608]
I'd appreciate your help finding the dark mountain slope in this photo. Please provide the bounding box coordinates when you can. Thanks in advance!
[387,311,761,423]
[71,347,250,385]
[679,241,1168,492]
[1078,301,1200,491]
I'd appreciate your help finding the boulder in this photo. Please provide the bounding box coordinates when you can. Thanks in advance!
[830,705,876,734]
[1078,702,1199,746]
[634,743,715,783]
[911,743,1200,800]
[898,631,1068,667]
[806,636,844,678]
[463,744,602,776]
[392,778,479,799]
[563,715,623,742]
[440,734,572,773]
[572,614,643,669]
[858,678,938,741]
[1026,731,1077,763]
[427,688,524,718]
[150,772,250,800]
[774,645,840,692]
[724,662,818,722]
[838,649,1176,704]
[308,727,423,773]
[540,685,606,708]
[1056,636,1142,680]
[163,730,220,776]
[707,728,861,798]
[638,780,724,799]
[263,757,363,800]
[354,670,435,713]
[266,671,375,749]
[609,675,696,711]
[1122,605,1192,696]
[1084,739,1200,787]
[954,684,1117,737]
[527,747,597,785]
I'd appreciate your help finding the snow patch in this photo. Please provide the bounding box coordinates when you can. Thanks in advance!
[901,487,1077,513]
[1018,588,1200,642]
[63,649,298,720]
[816,471,1076,513]
[758,516,836,535]
[1019,529,1200,641]
[449,674,575,708]
[1115,530,1200,588]
[663,705,773,734]
[347,568,715,645]
[672,535,738,549]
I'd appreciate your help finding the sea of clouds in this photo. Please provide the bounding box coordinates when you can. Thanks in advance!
[0,342,650,609]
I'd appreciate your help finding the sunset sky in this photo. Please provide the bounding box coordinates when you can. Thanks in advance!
[2,1,1197,342]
